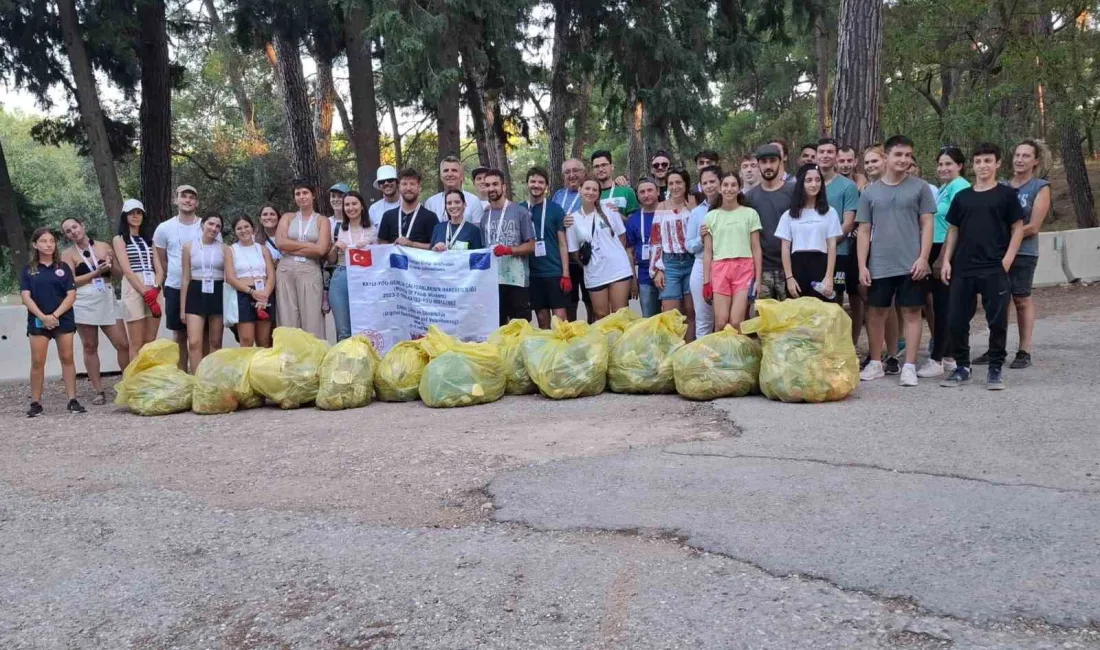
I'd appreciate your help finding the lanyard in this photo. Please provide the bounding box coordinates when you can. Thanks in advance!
[566,191,580,214]
[583,209,599,241]
[240,243,263,277]
[346,224,370,248]
[80,241,99,271]
[402,205,421,239]
[295,212,316,243]
[532,201,547,240]
[446,220,467,248]
[133,236,153,271]
[199,241,214,279]
[487,200,509,243]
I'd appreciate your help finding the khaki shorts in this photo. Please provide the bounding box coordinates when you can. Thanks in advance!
[121,280,160,322]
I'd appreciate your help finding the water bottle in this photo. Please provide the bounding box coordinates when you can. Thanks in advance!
[811,281,836,300]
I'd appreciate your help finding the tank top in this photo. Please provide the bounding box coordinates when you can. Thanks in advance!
[1002,177,1050,257]
[126,235,156,274]
[335,221,377,266]
[188,241,225,281]
[232,242,266,279]
[74,240,104,276]
[288,213,320,243]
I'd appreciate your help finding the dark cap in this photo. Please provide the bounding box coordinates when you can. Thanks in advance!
[754,144,782,160]
[471,166,492,179]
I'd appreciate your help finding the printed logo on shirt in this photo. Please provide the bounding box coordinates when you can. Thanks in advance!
[349,249,373,267]
[1018,193,1029,208]
[469,252,492,271]
[389,253,409,270]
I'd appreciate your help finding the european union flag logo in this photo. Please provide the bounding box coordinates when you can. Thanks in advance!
[469,252,491,270]
[389,253,409,270]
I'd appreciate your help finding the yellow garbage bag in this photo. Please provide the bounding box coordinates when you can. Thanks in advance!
[114,339,194,416]
[593,308,640,347]
[418,326,505,408]
[375,339,430,402]
[740,298,859,403]
[608,310,687,394]
[521,318,608,400]
[671,326,762,401]
[316,335,381,410]
[192,347,263,414]
[489,319,537,395]
[248,327,330,409]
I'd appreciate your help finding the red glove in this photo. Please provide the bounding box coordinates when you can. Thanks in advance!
[703,282,714,301]
[560,276,573,294]
[143,289,162,317]
[256,307,270,321]
[492,245,513,257]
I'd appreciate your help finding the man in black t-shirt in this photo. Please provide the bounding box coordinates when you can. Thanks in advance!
[378,168,437,248]
[939,143,1025,390]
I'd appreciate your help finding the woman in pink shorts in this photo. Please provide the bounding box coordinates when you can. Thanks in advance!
[703,171,763,331]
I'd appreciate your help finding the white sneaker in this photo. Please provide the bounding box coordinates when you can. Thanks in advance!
[900,363,919,387]
[942,358,958,374]
[860,360,885,381]
[916,359,943,378]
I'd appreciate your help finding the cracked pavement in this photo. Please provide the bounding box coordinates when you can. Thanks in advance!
[2,291,1099,648]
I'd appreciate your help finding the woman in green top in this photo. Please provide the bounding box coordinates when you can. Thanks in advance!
[918,146,969,379]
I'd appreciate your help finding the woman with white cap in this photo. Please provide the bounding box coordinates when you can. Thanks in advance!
[368,165,401,228]
[60,216,130,404]
[112,198,164,363]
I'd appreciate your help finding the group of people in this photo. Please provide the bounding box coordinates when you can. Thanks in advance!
[19,134,1050,416]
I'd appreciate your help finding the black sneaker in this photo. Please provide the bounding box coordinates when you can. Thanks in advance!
[67,399,86,414]
[972,351,990,365]
[987,367,1005,390]
[940,367,971,388]
[26,402,43,418]
[860,355,871,370]
[1009,351,1031,369]
[884,356,901,375]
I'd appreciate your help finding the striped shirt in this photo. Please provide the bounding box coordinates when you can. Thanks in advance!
[126,235,156,274]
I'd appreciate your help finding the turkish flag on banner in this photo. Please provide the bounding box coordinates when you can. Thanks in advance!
[349,249,373,267]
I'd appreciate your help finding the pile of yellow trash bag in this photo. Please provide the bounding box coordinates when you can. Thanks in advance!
[593,308,640,347]
[316,335,381,410]
[375,339,430,402]
[192,348,264,414]
[114,339,195,416]
[418,326,505,408]
[671,327,761,400]
[522,318,608,400]
[740,298,859,403]
[248,327,330,409]
[608,311,687,394]
[489,319,537,395]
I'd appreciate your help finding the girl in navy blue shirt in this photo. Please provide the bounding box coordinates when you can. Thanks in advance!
[20,227,85,417]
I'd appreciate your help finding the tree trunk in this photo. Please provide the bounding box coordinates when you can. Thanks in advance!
[202,0,259,144]
[57,0,123,219]
[626,95,646,185]
[547,0,572,191]
[313,52,336,160]
[344,4,382,197]
[489,98,512,192]
[814,8,831,137]
[334,92,353,141]
[570,74,593,160]
[436,37,461,162]
[463,65,491,168]
[273,34,319,184]
[0,137,28,270]
[388,100,403,169]
[137,0,171,223]
[831,0,882,152]
[1061,121,1098,228]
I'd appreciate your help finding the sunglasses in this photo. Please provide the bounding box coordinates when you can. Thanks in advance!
[651,162,670,170]
[379,179,397,185]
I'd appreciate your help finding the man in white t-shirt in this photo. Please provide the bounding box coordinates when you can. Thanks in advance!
[367,165,400,229]
[423,155,484,224]
[152,184,205,370]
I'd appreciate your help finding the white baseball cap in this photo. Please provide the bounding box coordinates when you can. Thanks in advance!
[121,198,145,214]
[175,184,198,196]
[373,165,398,189]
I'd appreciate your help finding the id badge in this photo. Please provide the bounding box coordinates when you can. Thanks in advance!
[641,244,651,259]
[92,277,108,293]
[142,271,155,286]
[202,279,215,294]
[293,255,307,263]
[254,279,265,292]
[534,240,547,257]
[453,242,469,251]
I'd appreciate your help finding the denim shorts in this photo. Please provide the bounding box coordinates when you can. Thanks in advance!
[658,253,694,300]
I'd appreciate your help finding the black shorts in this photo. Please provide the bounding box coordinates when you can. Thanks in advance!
[1009,255,1038,298]
[587,275,633,293]
[236,288,275,324]
[27,321,76,339]
[530,276,568,311]
[184,280,224,317]
[499,284,531,325]
[164,286,185,331]
[867,274,925,308]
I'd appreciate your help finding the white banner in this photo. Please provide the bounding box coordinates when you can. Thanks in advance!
[347,244,499,353]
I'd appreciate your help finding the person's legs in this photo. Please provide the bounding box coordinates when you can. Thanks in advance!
[207,316,224,355]
[77,324,102,393]
[142,316,160,348]
[946,276,978,369]
[713,293,732,332]
[728,291,750,331]
[639,283,660,317]
[29,335,49,404]
[186,314,206,372]
[588,287,610,320]
[930,281,951,362]
[981,272,1011,371]
[104,320,130,374]
[885,304,900,357]
[1015,295,1035,351]
[276,260,300,329]
[1008,255,1038,364]
[608,279,631,312]
[238,322,256,347]
[682,292,696,342]
[297,263,326,339]
[164,286,188,371]
[901,307,923,366]
[125,321,145,364]
[867,307,888,361]
[256,320,273,348]
[56,332,78,400]
[689,258,713,339]
[329,266,351,341]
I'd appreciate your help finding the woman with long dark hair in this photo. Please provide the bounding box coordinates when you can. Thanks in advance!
[180,213,226,371]
[565,178,633,319]
[225,215,277,347]
[326,190,377,341]
[775,163,843,302]
[651,168,697,339]
[275,181,330,339]
[112,199,164,362]
[21,227,84,416]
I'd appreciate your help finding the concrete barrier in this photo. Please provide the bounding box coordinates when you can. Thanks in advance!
[1059,227,1100,283]
[1032,232,1068,287]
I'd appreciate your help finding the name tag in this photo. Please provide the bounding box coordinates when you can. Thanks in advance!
[142,271,155,286]
[202,279,215,294]
[452,242,470,251]
[641,244,651,259]
[293,255,308,263]
[254,279,265,292]
[92,277,108,293]
[534,240,547,257]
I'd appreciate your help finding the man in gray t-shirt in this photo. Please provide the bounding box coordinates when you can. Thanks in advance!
[745,143,795,300]
[481,170,536,325]
[855,136,935,385]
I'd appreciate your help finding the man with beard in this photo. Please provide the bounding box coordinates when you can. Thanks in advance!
[423,155,485,224]
[153,184,212,370]
[481,169,536,325]
[770,139,793,182]
[837,146,867,187]
[521,167,571,327]
[367,165,400,228]
[744,144,795,300]
[552,157,591,321]
[592,150,639,217]
[377,168,437,249]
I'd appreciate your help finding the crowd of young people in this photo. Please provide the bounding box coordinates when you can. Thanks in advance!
[19,135,1051,416]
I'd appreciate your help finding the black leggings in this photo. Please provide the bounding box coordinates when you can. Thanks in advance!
[791,251,836,303]
[928,243,951,362]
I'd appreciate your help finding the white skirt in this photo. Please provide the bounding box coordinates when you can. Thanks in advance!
[73,282,119,326]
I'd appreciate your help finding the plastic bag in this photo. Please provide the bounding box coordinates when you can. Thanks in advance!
[192,347,263,414]
[489,319,537,395]
[671,326,762,400]
[608,310,687,394]
[522,318,608,400]
[114,339,195,416]
[593,308,641,347]
[316,335,381,410]
[740,298,859,403]
[418,326,505,408]
[248,327,330,409]
[375,339,430,402]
